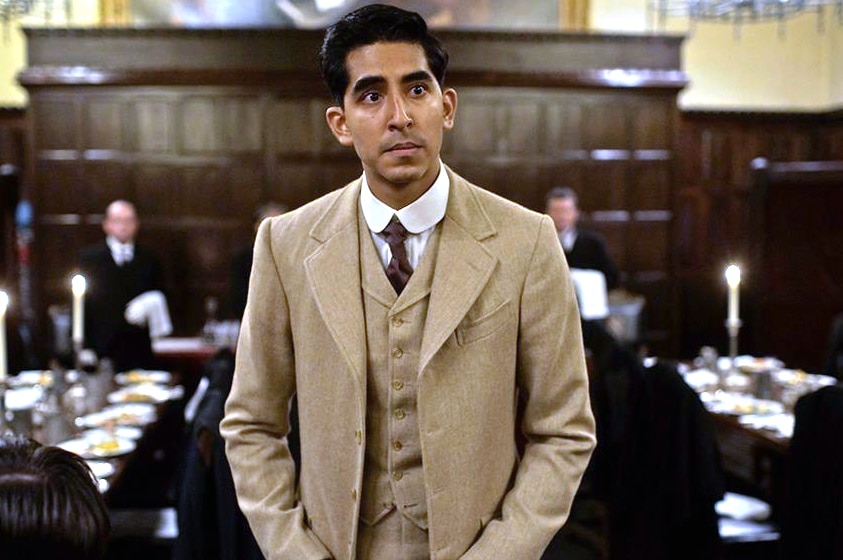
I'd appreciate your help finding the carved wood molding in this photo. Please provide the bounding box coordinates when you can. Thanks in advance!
[19,66,687,92]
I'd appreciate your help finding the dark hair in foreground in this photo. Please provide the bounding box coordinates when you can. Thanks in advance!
[319,3,450,105]
[0,435,110,560]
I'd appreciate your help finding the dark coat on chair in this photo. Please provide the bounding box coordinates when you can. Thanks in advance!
[174,349,267,560]
[582,325,723,560]
[79,242,164,372]
[565,229,619,290]
[784,384,843,560]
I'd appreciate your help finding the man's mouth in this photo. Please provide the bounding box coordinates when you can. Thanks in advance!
[386,142,421,154]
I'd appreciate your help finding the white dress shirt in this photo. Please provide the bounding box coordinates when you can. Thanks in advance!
[106,235,135,266]
[559,227,578,252]
[359,164,449,271]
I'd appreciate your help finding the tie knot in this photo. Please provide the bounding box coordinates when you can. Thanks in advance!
[382,218,409,245]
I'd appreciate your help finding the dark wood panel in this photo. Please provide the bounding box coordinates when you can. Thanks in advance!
[628,162,671,210]
[33,97,78,150]
[83,97,124,150]
[135,97,174,153]
[21,28,685,353]
[675,113,841,360]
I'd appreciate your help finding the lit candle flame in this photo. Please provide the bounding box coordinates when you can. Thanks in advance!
[725,264,741,287]
[71,274,87,296]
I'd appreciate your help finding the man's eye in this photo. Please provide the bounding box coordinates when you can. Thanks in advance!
[410,84,427,96]
[363,92,381,103]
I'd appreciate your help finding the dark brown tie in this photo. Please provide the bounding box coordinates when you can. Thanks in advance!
[381,218,413,295]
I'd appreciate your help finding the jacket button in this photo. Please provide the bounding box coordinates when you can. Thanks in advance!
[351,488,357,501]
[392,380,404,391]
[394,409,406,420]
[392,470,403,481]
[392,348,404,358]
[393,441,403,451]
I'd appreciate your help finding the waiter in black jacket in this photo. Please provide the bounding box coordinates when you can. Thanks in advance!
[79,200,165,372]
[546,186,618,291]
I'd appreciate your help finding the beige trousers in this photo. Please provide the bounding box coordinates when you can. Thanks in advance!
[357,509,430,560]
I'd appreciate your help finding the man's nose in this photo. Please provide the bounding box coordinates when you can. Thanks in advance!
[388,96,413,129]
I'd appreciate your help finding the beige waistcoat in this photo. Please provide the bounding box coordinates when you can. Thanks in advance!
[358,210,441,530]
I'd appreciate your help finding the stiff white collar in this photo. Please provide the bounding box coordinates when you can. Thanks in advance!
[359,162,449,234]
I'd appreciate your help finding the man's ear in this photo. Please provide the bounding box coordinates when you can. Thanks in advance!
[442,88,457,130]
[325,105,353,147]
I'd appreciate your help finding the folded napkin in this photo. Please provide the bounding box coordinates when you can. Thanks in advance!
[716,492,772,521]
[125,290,173,339]
[569,268,609,320]
[682,368,720,392]
[738,413,795,438]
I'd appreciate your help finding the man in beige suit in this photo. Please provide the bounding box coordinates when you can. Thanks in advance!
[221,5,596,560]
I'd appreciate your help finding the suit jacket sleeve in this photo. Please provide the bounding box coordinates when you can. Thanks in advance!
[461,216,596,559]
[220,220,332,560]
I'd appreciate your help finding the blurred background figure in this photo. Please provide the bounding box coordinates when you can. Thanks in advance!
[824,313,843,380]
[79,200,170,372]
[546,186,618,291]
[230,202,287,320]
[0,435,110,560]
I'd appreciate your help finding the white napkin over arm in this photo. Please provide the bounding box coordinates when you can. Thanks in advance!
[569,268,609,320]
[124,290,173,338]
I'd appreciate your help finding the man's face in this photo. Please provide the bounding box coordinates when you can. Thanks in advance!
[546,197,579,233]
[325,41,457,208]
[103,203,139,244]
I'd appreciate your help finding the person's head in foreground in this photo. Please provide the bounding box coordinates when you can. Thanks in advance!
[0,435,110,560]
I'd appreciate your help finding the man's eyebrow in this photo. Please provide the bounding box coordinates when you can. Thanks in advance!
[351,75,385,96]
[402,70,434,84]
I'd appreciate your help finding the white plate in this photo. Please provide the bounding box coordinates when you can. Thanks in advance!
[83,426,143,441]
[4,386,43,411]
[705,393,785,416]
[773,368,837,388]
[78,403,157,428]
[733,355,784,373]
[58,436,136,459]
[8,370,53,387]
[115,370,172,386]
[107,384,172,405]
[86,460,116,479]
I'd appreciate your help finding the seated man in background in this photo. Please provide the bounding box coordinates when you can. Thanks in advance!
[230,201,288,320]
[0,435,110,560]
[546,186,618,291]
[79,200,170,372]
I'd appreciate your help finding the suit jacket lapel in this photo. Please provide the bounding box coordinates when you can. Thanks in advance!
[304,181,367,386]
[420,169,498,374]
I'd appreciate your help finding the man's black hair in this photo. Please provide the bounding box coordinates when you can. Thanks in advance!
[319,3,449,106]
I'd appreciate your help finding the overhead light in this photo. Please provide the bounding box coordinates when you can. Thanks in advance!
[648,0,843,36]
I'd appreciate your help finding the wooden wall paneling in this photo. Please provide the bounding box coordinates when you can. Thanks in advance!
[35,161,83,214]
[132,163,179,217]
[83,96,125,150]
[20,28,687,350]
[628,161,671,210]
[583,97,630,150]
[751,161,843,370]
[135,96,174,153]
[32,95,78,151]
[83,160,131,214]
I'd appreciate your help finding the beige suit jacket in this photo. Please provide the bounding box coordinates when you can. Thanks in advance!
[221,167,596,560]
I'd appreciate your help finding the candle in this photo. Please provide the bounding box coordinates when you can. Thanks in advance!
[72,274,87,347]
[0,291,7,383]
[725,264,741,323]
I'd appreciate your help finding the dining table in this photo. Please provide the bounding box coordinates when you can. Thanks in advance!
[677,354,838,518]
[3,365,186,506]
